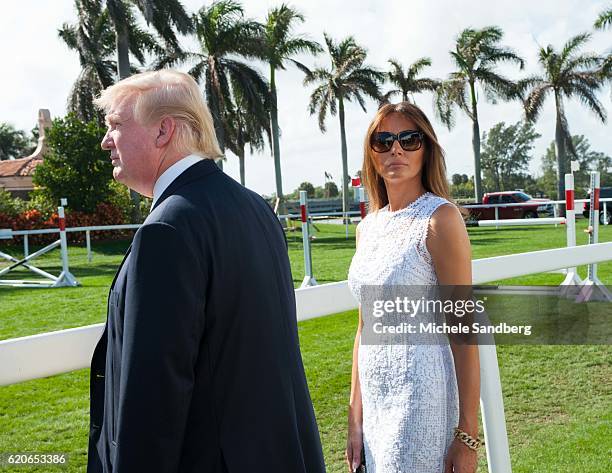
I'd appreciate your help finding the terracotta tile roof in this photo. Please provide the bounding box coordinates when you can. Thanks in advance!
[0,157,43,177]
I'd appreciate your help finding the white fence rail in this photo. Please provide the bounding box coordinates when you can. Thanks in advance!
[2,242,609,385]
[1,241,611,473]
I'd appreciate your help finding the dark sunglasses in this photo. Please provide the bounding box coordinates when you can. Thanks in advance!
[370,130,424,153]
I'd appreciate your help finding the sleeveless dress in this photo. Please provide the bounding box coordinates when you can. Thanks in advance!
[347,192,459,473]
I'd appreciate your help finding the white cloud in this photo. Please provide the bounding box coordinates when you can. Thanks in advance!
[1,0,610,196]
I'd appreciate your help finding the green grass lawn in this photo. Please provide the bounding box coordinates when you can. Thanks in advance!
[1,222,611,472]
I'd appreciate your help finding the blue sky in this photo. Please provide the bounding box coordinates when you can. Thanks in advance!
[1,0,610,196]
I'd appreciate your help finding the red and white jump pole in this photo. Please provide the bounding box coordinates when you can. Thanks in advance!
[358,186,366,220]
[0,198,79,288]
[55,198,79,287]
[561,174,582,287]
[577,172,611,301]
[299,190,317,288]
[587,171,600,281]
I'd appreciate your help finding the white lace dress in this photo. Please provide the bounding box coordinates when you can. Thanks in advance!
[347,192,459,473]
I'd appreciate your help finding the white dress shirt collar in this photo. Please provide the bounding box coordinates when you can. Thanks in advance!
[151,154,204,208]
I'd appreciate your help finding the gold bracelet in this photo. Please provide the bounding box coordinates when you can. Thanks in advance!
[453,427,483,451]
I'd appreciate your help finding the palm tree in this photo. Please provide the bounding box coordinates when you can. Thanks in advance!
[105,0,191,81]
[0,123,34,160]
[519,33,607,207]
[156,0,269,172]
[382,58,439,104]
[257,4,321,210]
[303,34,384,219]
[594,7,612,88]
[225,88,271,186]
[434,26,524,202]
[104,0,192,221]
[59,0,158,124]
[594,7,612,29]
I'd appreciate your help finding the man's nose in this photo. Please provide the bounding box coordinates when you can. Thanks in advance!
[101,132,112,150]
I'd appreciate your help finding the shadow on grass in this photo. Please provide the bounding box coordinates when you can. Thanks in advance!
[88,239,131,256]
[465,237,508,246]
[0,263,122,291]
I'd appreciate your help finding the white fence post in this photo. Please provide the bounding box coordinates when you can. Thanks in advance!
[480,344,512,473]
[86,230,92,263]
[23,234,29,258]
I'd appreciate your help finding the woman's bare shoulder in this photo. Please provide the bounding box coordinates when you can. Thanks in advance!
[427,203,470,252]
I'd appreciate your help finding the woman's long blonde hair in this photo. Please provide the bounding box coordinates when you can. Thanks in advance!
[362,102,453,212]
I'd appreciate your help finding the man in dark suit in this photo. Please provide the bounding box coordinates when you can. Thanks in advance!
[87,69,326,473]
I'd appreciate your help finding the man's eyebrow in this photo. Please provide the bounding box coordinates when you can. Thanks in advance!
[104,113,121,124]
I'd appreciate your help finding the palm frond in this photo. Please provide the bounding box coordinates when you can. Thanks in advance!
[303,67,333,86]
[480,47,525,69]
[594,7,612,29]
[381,89,401,103]
[279,37,322,61]
[308,83,333,132]
[288,58,313,77]
[561,53,602,79]
[567,80,607,122]
[560,33,591,66]
[475,68,517,101]
[433,78,469,129]
[264,4,320,69]
[133,0,193,47]
[522,80,551,122]
[222,58,271,119]
[406,57,433,78]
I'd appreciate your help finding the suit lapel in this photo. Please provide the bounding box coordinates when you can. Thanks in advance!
[110,159,218,290]
[110,244,132,290]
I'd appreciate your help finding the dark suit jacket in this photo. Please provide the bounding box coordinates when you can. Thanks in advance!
[87,159,326,473]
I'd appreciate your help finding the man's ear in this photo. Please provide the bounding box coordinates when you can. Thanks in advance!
[156,117,176,148]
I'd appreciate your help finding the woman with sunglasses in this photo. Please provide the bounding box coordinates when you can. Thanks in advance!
[346,102,480,473]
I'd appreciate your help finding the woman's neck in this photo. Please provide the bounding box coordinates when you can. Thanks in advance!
[385,180,427,212]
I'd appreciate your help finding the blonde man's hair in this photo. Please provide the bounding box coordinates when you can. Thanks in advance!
[94,69,223,158]
[362,102,462,213]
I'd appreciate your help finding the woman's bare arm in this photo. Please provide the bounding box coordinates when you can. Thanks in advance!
[428,204,480,472]
[346,226,364,471]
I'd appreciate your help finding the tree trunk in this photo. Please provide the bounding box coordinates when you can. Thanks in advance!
[554,92,567,215]
[469,80,482,203]
[338,96,350,223]
[116,23,130,81]
[115,20,141,222]
[239,146,245,186]
[206,67,225,171]
[269,65,285,215]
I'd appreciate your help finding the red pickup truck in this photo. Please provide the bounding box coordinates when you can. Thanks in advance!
[463,191,552,220]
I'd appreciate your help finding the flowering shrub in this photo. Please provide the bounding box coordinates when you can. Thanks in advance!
[0,202,131,245]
